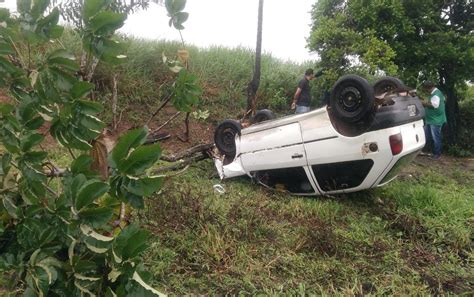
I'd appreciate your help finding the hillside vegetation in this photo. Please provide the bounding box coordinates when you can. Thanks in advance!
[2,30,472,295]
[77,35,473,295]
[1,1,473,296]
[61,31,474,154]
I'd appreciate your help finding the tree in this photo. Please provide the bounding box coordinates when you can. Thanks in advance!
[58,0,156,82]
[246,0,264,117]
[0,0,165,295]
[308,0,474,144]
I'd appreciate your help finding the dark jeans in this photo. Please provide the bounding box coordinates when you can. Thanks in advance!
[295,105,310,114]
[424,124,443,157]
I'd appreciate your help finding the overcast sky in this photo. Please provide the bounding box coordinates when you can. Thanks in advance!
[0,0,318,62]
[120,0,317,62]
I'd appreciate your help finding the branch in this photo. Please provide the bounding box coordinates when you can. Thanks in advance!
[153,154,207,174]
[150,111,181,134]
[40,143,215,178]
[160,143,214,162]
[43,162,67,177]
[145,89,173,126]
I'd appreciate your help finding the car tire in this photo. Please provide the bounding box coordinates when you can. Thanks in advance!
[330,74,375,123]
[251,109,276,124]
[214,119,241,156]
[373,76,406,96]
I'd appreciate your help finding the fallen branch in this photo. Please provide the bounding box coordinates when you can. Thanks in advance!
[42,143,215,177]
[153,154,207,174]
[160,143,214,162]
[145,132,171,145]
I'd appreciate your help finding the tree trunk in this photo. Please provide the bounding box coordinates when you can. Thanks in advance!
[181,112,190,142]
[112,73,119,130]
[246,0,264,118]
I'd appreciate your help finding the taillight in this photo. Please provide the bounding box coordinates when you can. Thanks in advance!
[389,133,403,155]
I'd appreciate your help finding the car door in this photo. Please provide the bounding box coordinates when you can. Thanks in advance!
[303,130,396,194]
[299,112,392,194]
[238,122,317,195]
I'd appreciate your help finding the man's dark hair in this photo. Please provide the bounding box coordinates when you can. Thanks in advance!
[422,80,435,89]
[305,68,314,76]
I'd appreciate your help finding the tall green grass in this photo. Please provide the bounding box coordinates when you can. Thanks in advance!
[64,32,317,120]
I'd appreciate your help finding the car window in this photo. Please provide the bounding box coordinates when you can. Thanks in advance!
[252,167,315,194]
[312,159,374,192]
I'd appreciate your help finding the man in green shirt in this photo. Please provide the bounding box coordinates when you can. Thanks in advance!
[421,81,447,160]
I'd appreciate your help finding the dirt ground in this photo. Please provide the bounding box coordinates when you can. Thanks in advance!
[110,105,215,155]
[413,154,474,172]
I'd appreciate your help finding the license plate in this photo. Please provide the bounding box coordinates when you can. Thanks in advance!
[408,104,416,117]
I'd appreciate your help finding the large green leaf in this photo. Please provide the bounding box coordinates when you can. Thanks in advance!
[48,49,79,72]
[48,49,75,60]
[130,271,166,297]
[76,100,103,114]
[30,0,49,20]
[118,143,161,175]
[3,196,18,219]
[78,207,114,228]
[172,12,188,30]
[24,116,45,130]
[72,81,95,99]
[1,153,12,176]
[124,192,144,209]
[0,56,23,76]
[114,224,149,260]
[20,133,44,152]
[125,176,163,197]
[18,101,38,125]
[37,8,60,28]
[37,226,58,247]
[73,259,98,274]
[48,67,76,91]
[83,0,107,21]
[19,160,46,182]
[19,179,44,205]
[75,179,110,211]
[66,130,93,151]
[165,0,186,14]
[89,11,126,35]
[70,174,87,203]
[22,151,48,163]
[91,37,127,65]
[71,155,93,175]
[1,126,20,153]
[45,24,64,39]
[79,115,104,133]
[109,127,148,169]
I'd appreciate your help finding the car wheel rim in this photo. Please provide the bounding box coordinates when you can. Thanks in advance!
[338,86,362,112]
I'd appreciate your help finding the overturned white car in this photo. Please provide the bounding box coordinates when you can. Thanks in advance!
[213,75,426,196]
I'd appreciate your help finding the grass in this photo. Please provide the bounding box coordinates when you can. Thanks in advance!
[140,159,473,295]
